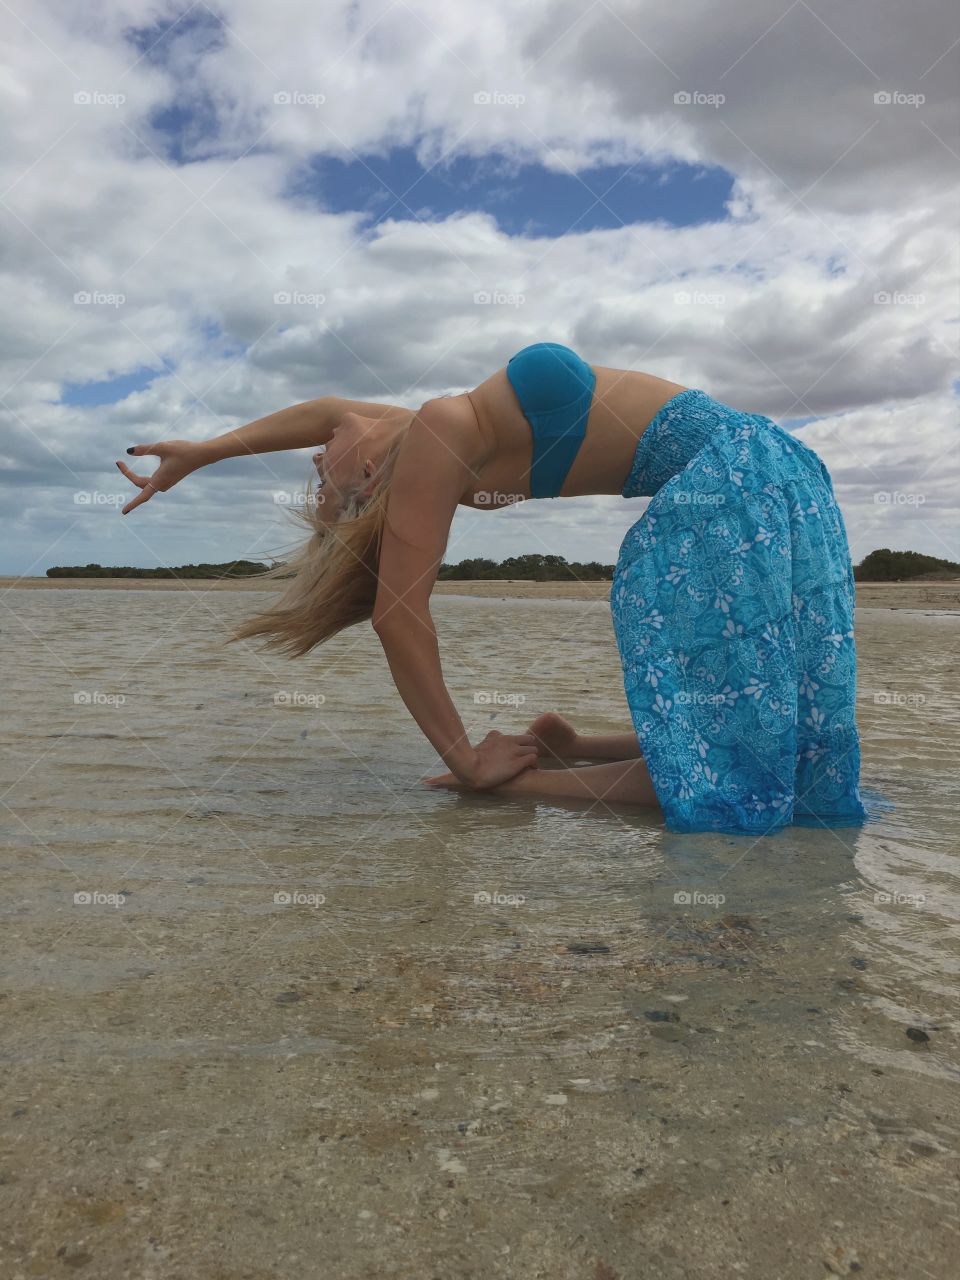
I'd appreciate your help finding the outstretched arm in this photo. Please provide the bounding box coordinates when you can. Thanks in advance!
[198,396,411,464]
[372,399,538,789]
[117,396,410,514]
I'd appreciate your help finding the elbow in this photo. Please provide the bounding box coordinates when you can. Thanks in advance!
[371,610,394,638]
[371,605,432,644]
[371,607,407,639]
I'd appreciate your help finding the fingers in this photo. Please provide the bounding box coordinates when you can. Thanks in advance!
[120,482,156,516]
[115,459,151,488]
[126,443,160,457]
[116,451,164,514]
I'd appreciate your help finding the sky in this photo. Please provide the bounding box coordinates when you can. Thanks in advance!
[1,0,958,575]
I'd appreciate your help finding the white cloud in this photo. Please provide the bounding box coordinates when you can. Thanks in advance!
[0,0,957,574]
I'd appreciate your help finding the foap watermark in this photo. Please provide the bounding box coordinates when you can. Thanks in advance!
[873,691,926,709]
[473,690,526,707]
[274,691,326,708]
[673,289,725,308]
[274,890,326,907]
[473,89,526,107]
[676,691,726,706]
[274,290,325,307]
[73,690,125,708]
[473,490,526,507]
[674,90,725,108]
[74,89,125,108]
[74,490,125,507]
[874,290,925,307]
[673,491,725,505]
[673,889,726,907]
[74,890,126,907]
[473,890,525,906]
[874,890,925,908]
[74,290,125,308]
[873,490,925,506]
[273,490,324,507]
[873,90,925,108]
[473,289,525,307]
[274,90,326,107]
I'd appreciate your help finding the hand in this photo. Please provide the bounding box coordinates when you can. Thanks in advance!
[115,439,206,515]
[425,730,539,790]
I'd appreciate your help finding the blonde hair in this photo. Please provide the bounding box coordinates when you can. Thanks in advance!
[228,430,408,657]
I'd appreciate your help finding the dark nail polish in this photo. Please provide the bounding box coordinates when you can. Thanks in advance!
[126,447,135,455]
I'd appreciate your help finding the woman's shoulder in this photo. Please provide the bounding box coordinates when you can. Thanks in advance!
[413,392,496,469]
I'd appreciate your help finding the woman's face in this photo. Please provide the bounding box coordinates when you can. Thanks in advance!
[312,413,372,523]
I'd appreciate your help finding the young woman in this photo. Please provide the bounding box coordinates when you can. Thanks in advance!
[116,341,868,835]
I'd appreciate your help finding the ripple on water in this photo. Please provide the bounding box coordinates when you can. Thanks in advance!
[1,589,958,1202]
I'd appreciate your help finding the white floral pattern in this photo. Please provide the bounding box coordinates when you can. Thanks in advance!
[611,389,867,835]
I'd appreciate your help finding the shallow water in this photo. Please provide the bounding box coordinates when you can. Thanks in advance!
[1,588,958,1279]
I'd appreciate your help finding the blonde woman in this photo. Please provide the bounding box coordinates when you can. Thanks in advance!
[116,342,867,835]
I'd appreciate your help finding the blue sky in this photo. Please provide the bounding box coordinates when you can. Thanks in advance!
[294,147,734,236]
[61,364,169,408]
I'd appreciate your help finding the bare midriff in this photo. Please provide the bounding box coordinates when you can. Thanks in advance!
[458,364,691,507]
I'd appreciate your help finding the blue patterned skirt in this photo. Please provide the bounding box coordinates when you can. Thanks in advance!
[611,388,867,835]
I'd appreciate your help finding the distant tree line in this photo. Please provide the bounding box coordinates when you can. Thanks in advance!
[438,554,614,581]
[46,560,273,579]
[853,549,960,582]
[44,549,960,584]
[45,554,615,581]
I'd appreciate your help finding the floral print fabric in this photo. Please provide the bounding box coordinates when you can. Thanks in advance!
[611,389,867,835]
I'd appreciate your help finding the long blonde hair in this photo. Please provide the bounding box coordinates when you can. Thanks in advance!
[228,429,408,657]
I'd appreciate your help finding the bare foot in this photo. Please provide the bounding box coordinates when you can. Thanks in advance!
[424,758,660,807]
[422,770,461,788]
[527,711,579,760]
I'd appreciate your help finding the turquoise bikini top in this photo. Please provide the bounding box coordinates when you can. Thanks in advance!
[505,341,596,499]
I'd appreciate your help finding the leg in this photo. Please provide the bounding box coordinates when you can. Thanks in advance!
[424,757,659,808]
[528,711,642,762]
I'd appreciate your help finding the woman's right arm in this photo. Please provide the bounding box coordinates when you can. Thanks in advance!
[116,396,409,514]
[198,396,410,464]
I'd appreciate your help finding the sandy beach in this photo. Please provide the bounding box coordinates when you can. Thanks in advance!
[2,575,958,612]
[1,585,958,1278]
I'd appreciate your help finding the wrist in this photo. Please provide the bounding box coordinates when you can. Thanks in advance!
[445,744,479,785]
[195,436,228,467]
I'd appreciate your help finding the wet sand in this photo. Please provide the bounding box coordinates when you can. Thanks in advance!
[2,575,959,612]
[1,589,958,1278]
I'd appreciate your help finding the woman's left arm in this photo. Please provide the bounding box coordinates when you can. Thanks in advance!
[372,400,538,789]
